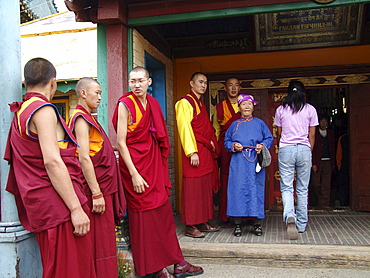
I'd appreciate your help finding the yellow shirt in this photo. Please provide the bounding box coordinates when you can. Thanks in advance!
[175,96,201,157]
[69,109,103,157]
[125,94,145,132]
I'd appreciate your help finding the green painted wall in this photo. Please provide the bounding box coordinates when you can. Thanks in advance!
[97,23,108,132]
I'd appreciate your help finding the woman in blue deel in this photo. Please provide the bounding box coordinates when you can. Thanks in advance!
[225,94,273,237]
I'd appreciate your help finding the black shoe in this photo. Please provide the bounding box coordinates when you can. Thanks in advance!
[234,224,242,237]
[254,224,263,236]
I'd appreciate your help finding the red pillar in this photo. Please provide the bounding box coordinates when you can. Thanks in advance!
[106,24,128,143]
[98,0,128,143]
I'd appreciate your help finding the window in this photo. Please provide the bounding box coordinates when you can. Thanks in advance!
[52,98,69,121]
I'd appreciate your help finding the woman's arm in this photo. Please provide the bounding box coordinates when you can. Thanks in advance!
[276,126,282,147]
[308,126,316,152]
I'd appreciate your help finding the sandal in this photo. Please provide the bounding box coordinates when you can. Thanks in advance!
[173,261,203,278]
[234,224,242,237]
[254,224,263,236]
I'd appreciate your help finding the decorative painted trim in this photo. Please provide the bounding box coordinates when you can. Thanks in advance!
[21,27,97,38]
[210,73,370,91]
[128,0,370,26]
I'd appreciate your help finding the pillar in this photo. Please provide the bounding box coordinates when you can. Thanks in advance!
[0,1,41,277]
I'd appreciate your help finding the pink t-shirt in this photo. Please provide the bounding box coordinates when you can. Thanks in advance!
[274,103,318,148]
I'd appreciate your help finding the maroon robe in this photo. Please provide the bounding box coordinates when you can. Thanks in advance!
[112,92,183,276]
[179,91,220,225]
[215,99,241,222]
[310,127,336,207]
[69,105,126,278]
[4,92,96,278]
[69,105,126,220]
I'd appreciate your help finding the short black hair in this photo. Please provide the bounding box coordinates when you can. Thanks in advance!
[130,66,150,78]
[318,113,330,121]
[190,72,207,81]
[225,76,239,84]
[24,57,56,87]
[76,77,100,96]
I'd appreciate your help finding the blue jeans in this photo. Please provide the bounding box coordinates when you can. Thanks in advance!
[278,144,311,232]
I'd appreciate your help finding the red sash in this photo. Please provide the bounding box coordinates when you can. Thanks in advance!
[4,93,87,232]
[216,99,241,141]
[180,92,220,191]
[112,92,171,212]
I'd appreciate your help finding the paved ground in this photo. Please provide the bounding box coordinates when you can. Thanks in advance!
[178,263,370,278]
[176,209,370,246]
[135,209,370,277]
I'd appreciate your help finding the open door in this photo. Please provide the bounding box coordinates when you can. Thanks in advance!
[349,84,370,211]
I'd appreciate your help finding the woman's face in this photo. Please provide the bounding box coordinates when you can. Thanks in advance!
[239,100,254,117]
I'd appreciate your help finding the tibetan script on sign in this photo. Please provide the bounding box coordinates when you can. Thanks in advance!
[205,37,252,50]
[254,4,363,51]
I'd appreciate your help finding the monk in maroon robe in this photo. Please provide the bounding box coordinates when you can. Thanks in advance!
[175,72,221,238]
[112,66,203,278]
[69,78,126,278]
[4,58,96,278]
[213,77,241,224]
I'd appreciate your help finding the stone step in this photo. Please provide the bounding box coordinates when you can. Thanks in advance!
[180,242,370,269]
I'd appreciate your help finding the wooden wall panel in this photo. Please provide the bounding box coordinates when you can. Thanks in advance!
[349,84,370,211]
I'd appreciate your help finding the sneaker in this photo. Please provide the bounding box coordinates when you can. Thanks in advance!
[286,216,298,240]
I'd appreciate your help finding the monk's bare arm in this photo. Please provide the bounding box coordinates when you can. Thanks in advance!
[31,106,90,236]
[116,102,149,193]
[74,117,105,214]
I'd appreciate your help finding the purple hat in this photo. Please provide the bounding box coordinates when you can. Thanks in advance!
[237,94,258,105]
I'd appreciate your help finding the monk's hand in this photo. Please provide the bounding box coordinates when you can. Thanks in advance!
[132,172,149,194]
[71,207,90,236]
[256,144,263,154]
[190,153,200,167]
[210,140,216,152]
[92,197,105,215]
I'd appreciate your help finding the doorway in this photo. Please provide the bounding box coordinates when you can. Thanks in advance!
[268,86,350,210]
[145,51,167,119]
[306,86,350,208]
